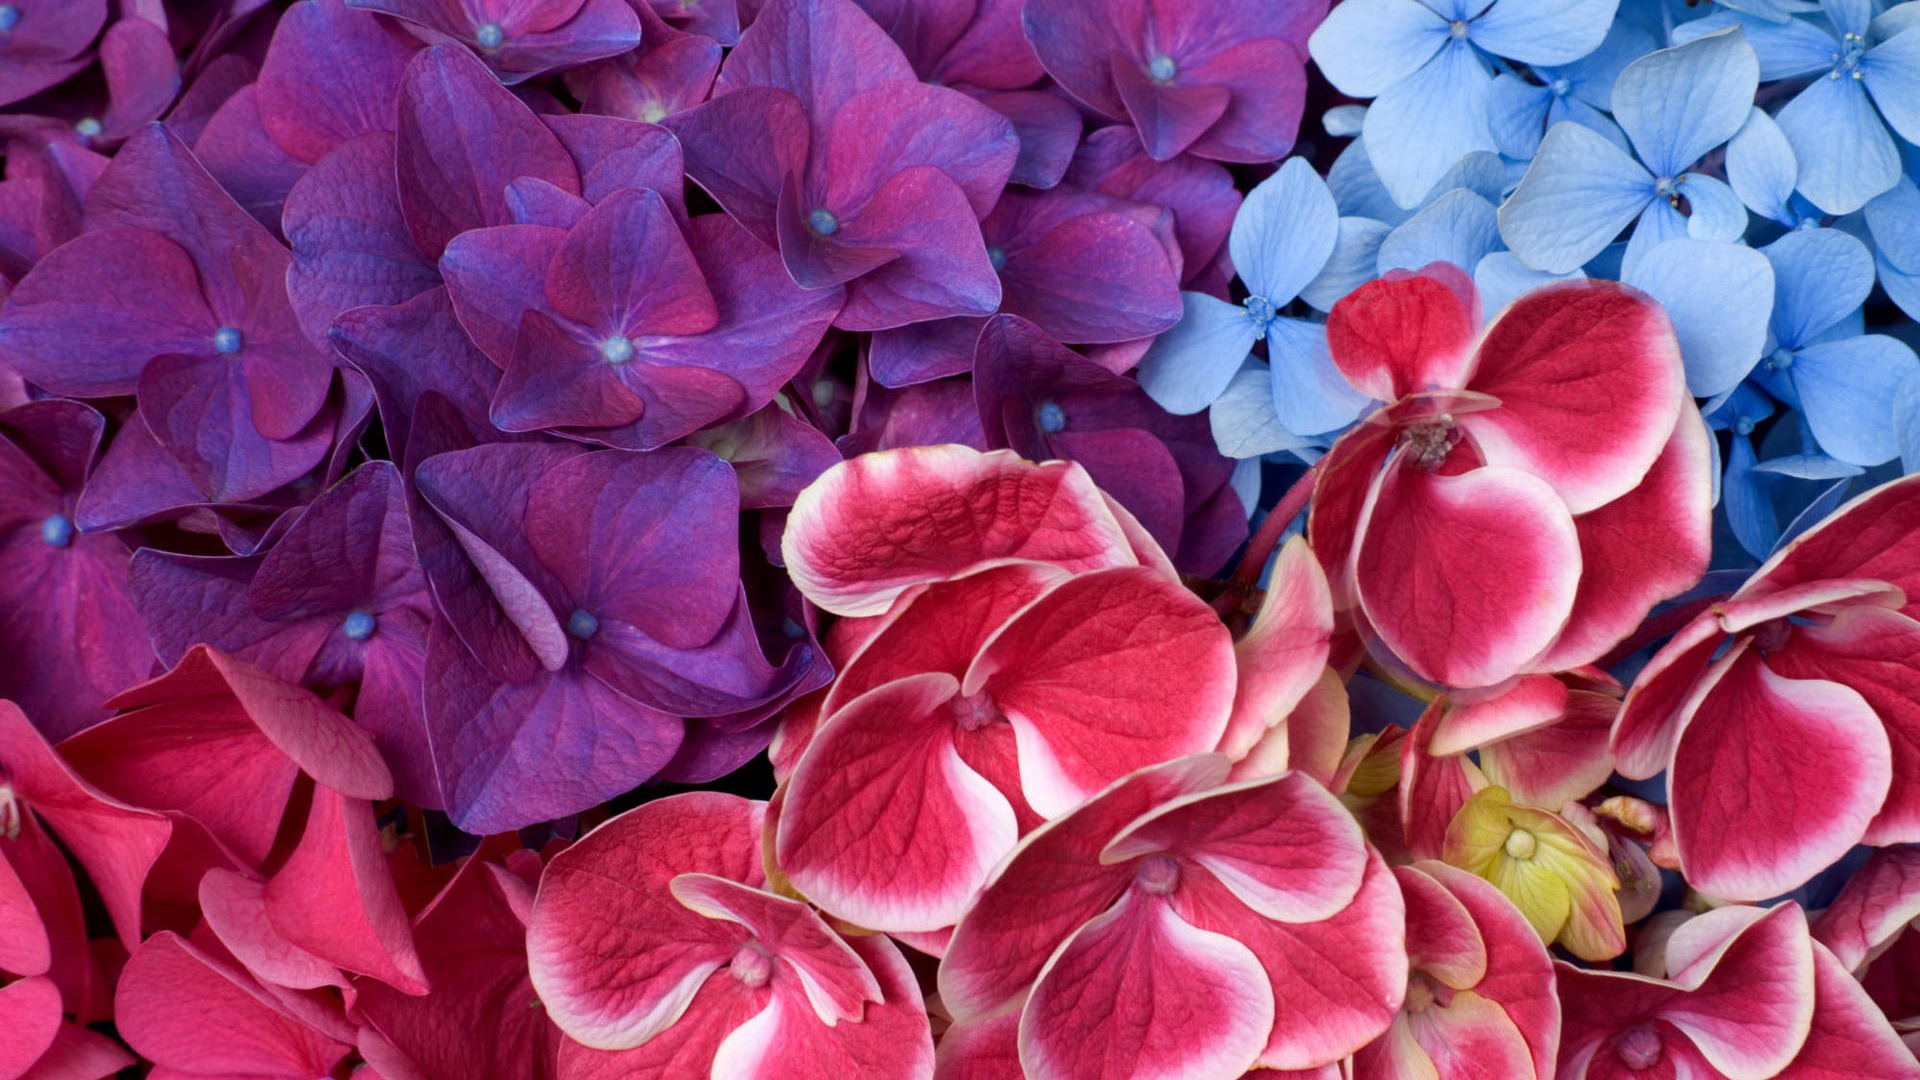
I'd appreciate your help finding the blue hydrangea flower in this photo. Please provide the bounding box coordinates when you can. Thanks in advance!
[1498,28,1757,276]
[1484,19,1654,162]
[1308,0,1620,208]
[1749,227,1920,466]
[1677,0,1920,214]
[1137,158,1372,443]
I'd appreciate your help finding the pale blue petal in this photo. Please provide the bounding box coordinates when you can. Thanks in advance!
[1862,27,1920,145]
[1763,226,1875,348]
[1623,238,1774,398]
[1776,73,1901,215]
[1879,252,1920,322]
[1876,4,1920,39]
[1472,250,1584,315]
[1726,107,1798,222]
[1429,151,1511,206]
[1750,453,1866,479]
[1895,368,1920,474]
[1377,189,1501,276]
[1211,365,1317,459]
[1706,405,1722,507]
[1231,158,1340,305]
[1326,141,1409,225]
[1498,121,1654,274]
[1672,11,1837,80]
[1323,105,1367,137]
[1229,458,1261,515]
[1620,194,1687,280]
[1718,0,1819,21]
[1790,334,1920,466]
[1486,75,1553,160]
[1300,217,1394,312]
[1265,316,1374,436]
[1680,175,1748,241]
[1135,292,1260,415]
[1551,97,1634,156]
[1307,0,1451,97]
[1864,176,1920,276]
[1723,434,1783,558]
[1611,28,1759,178]
[1771,477,1856,551]
[1362,39,1497,209]
[1470,0,1618,65]
[1821,0,1871,38]
[1557,20,1659,109]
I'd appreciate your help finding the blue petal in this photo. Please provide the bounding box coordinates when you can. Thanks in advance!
[1231,158,1340,306]
[1555,19,1659,109]
[1362,38,1497,209]
[1470,0,1619,65]
[1720,0,1821,22]
[1265,316,1374,436]
[1300,217,1394,312]
[1620,193,1687,280]
[1377,188,1501,276]
[1623,238,1774,398]
[1680,174,1748,241]
[1723,434,1783,559]
[1775,72,1901,215]
[1229,458,1261,516]
[1822,0,1872,38]
[1326,141,1410,225]
[1895,367,1920,474]
[1771,476,1857,552]
[1611,28,1759,178]
[1498,121,1653,273]
[1750,453,1865,480]
[1790,334,1920,466]
[1306,0,1450,96]
[1551,97,1634,156]
[1134,292,1259,415]
[1323,105,1367,137]
[1877,4,1920,38]
[1485,74,1552,160]
[1725,107,1798,222]
[1862,26,1920,145]
[1210,365,1317,459]
[1880,252,1920,323]
[1672,11,1837,80]
[1864,176,1920,276]
[1472,250,1583,315]
[1762,227,1875,348]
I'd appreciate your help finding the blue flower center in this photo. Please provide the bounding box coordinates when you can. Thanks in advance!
[1243,294,1277,333]
[40,514,72,547]
[1147,54,1177,81]
[1037,401,1066,433]
[1448,19,1470,39]
[213,326,243,355]
[1764,346,1796,371]
[1735,417,1756,436]
[1548,77,1571,97]
[808,208,839,237]
[0,6,20,33]
[986,246,1007,272]
[1830,32,1867,79]
[601,335,635,365]
[475,21,505,48]
[74,118,102,138]
[342,610,377,641]
[566,609,600,640]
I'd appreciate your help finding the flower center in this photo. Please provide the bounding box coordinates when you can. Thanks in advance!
[74,118,102,138]
[1037,401,1066,433]
[1504,828,1538,860]
[1243,294,1277,333]
[1147,54,1177,82]
[1135,853,1181,895]
[601,336,635,365]
[949,692,1001,732]
[709,439,738,461]
[566,609,600,640]
[1398,415,1459,470]
[1404,972,1454,1014]
[39,514,72,548]
[475,21,505,49]
[811,380,836,408]
[1763,346,1795,371]
[214,326,243,355]
[729,943,774,988]
[987,246,1007,272]
[1830,32,1867,79]
[808,208,839,237]
[0,6,20,33]
[1548,77,1571,97]
[1614,1027,1664,1070]
[1449,19,1470,39]
[0,782,19,840]
[1751,617,1794,655]
[342,610,377,641]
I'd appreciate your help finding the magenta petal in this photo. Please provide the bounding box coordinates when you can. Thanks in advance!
[1813,846,1920,973]
[492,310,650,431]
[1738,473,1920,611]
[256,0,419,164]
[194,86,308,235]
[1020,889,1272,1080]
[1219,537,1332,762]
[829,166,1004,331]
[1428,676,1570,756]
[979,89,1084,190]
[1795,942,1920,1078]
[667,873,880,1022]
[1112,57,1231,162]
[330,287,501,465]
[777,673,1018,932]
[284,132,441,346]
[0,977,64,1079]
[547,187,717,336]
[1670,644,1891,901]
[1182,37,1311,163]
[136,353,333,503]
[14,1021,131,1080]
[1476,689,1617,810]
[715,0,917,114]
[707,933,935,1080]
[198,869,345,992]
[664,87,810,247]
[1326,268,1479,403]
[685,404,843,510]
[439,223,568,368]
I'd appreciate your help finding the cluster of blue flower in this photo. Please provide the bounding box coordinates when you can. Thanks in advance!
[1156,0,1920,565]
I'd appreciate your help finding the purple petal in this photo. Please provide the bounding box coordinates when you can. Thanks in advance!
[257,0,419,164]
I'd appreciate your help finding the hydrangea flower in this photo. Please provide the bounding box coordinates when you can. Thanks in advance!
[348,0,643,83]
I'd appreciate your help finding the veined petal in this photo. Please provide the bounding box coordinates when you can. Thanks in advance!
[1790,335,1920,467]
[1623,239,1773,398]
[1469,0,1617,65]
[1497,121,1652,275]
[1135,292,1261,416]
[1231,158,1339,306]
[1307,0,1449,97]
[1776,72,1900,215]
[1611,29,1758,179]
[1363,40,1497,209]
[1325,266,1478,401]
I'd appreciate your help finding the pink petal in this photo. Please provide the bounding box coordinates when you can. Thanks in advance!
[1018,889,1273,1080]
[782,446,1136,617]
[1457,281,1684,514]
[115,933,351,1078]
[708,933,935,1080]
[777,673,1018,933]
[1218,536,1333,762]
[1793,941,1920,1079]
[666,873,880,1023]
[1661,904,1816,1077]
[1812,846,1920,973]
[262,786,427,994]
[527,792,762,1050]
[1102,771,1367,924]
[1417,862,1560,1080]
[940,755,1230,1023]
[14,1022,133,1080]
[1737,473,1920,613]
[1326,264,1478,403]
[1306,421,1396,610]
[1428,676,1569,757]
[970,566,1235,816]
[0,844,49,981]
[0,703,169,951]
[1670,644,1891,901]
[1399,702,1488,863]
[1407,989,1535,1080]
[0,977,60,1080]
[1355,461,1581,689]
[198,869,345,991]
[1393,864,1488,990]
[1610,612,1723,781]
[1476,690,1617,810]
[1762,605,1920,845]
[935,1009,1024,1080]
[1246,667,1349,788]
[556,976,772,1080]
[1530,406,1712,672]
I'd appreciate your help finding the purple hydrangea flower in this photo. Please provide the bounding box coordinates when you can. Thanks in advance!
[348,0,642,84]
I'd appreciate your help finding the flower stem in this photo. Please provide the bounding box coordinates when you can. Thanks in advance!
[1211,459,1324,617]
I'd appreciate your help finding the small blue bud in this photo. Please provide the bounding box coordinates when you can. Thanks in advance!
[0,6,21,33]
[987,246,1007,273]
[214,326,243,355]
[1147,54,1177,81]
[1037,401,1066,433]
[475,21,505,48]
[342,610,377,641]
[601,336,635,365]
[808,208,839,237]
[567,609,600,640]
[40,514,72,548]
